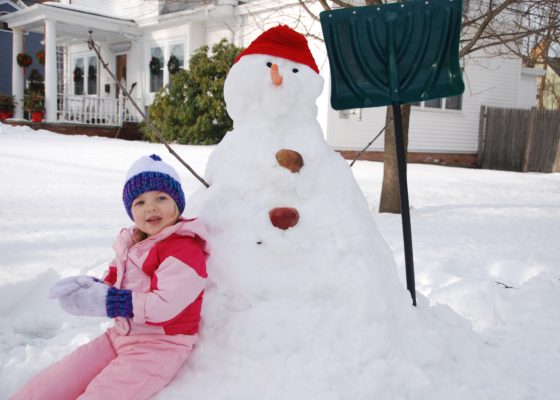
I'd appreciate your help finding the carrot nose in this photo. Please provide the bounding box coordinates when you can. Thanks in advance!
[270,64,283,86]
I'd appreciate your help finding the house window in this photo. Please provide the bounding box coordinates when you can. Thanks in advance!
[73,54,98,95]
[57,47,64,95]
[74,58,85,95]
[411,95,463,110]
[87,56,98,95]
[445,95,462,110]
[150,46,164,93]
[338,108,362,120]
[425,98,442,108]
[170,43,185,70]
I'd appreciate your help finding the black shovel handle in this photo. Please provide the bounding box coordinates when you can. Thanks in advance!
[392,104,417,306]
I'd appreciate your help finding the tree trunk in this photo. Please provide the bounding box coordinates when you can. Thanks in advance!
[379,104,411,214]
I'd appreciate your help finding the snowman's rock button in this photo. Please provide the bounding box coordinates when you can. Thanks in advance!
[269,207,299,230]
[276,149,304,173]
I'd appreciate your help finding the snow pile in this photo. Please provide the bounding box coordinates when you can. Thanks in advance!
[1,120,559,399]
[157,48,539,398]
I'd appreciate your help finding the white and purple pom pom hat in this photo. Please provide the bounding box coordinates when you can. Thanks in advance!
[122,154,185,220]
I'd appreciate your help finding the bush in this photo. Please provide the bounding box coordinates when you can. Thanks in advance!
[24,69,45,112]
[0,94,16,112]
[142,39,242,145]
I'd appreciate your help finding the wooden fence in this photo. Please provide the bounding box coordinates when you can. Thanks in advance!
[478,106,560,173]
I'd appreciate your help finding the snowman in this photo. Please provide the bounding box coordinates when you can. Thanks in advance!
[188,24,407,310]
[165,25,502,399]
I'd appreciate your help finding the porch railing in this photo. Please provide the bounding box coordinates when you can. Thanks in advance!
[57,95,143,126]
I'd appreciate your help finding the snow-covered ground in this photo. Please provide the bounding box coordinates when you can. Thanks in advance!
[1,123,559,399]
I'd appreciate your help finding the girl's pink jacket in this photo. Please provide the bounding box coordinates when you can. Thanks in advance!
[103,218,209,336]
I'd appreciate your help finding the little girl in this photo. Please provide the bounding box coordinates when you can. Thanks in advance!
[12,154,209,400]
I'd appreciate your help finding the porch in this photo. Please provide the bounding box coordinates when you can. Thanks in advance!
[0,2,142,125]
[56,94,143,126]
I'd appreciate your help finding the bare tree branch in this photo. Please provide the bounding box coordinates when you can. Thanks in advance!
[329,0,356,8]
[460,0,521,57]
[298,0,321,21]
[318,0,331,11]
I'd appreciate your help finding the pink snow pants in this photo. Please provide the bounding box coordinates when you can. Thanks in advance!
[11,327,197,400]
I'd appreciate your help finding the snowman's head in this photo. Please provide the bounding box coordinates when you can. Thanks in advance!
[224,26,324,125]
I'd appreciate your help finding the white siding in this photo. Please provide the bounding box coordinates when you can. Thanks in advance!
[71,0,158,20]
[325,52,540,153]
[517,73,539,109]
[206,20,234,46]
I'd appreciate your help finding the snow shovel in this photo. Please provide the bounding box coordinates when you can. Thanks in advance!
[320,0,464,306]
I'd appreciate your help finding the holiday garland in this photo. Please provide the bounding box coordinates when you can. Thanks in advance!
[36,50,45,65]
[16,53,33,68]
[88,64,97,80]
[73,66,83,82]
[167,55,180,75]
[149,57,161,74]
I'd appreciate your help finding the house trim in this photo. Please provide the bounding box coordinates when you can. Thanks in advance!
[338,150,478,168]
[0,3,140,37]
[521,67,546,77]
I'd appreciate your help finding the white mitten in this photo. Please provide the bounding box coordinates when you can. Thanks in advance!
[48,275,99,299]
[57,279,109,317]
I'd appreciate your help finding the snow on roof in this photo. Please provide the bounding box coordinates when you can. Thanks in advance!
[42,1,135,23]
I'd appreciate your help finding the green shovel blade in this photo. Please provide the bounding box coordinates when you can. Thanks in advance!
[320,0,464,110]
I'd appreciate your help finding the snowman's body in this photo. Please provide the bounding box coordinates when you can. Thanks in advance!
[169,27,499,399]
[194,51,406,306]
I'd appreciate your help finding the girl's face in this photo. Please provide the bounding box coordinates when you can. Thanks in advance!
[131,191,179,237]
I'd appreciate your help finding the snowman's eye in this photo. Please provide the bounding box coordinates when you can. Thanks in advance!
[266,62,272,68]
[292,68,299,73]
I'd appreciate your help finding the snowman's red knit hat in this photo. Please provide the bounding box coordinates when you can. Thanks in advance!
[235,25,319,73]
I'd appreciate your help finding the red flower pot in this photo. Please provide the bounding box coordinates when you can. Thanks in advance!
[31,111,44,122]
[0,111,13,121]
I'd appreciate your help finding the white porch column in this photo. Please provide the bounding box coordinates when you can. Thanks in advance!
[44,19,57,122]
[11,28,24,119]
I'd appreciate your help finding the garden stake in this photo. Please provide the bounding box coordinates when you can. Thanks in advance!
[350,125,385,167]
[87,31,209,188]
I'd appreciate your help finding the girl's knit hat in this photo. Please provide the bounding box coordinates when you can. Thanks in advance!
[122,154,185,220]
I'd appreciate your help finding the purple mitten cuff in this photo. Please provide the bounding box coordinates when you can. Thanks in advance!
[106,287,134,318]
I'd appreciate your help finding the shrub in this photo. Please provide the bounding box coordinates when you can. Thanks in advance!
[142,39,242,145]
[0,94,16,112]
[24,69,45,113]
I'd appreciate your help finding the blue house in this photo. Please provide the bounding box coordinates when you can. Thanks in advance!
[0,0,44,95]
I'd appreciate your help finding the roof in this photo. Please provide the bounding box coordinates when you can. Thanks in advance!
[20,0,50,5]
[0,2,140,43]
[159,0,213,15]
[42,2,134,23]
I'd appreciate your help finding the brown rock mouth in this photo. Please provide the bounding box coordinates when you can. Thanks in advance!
[269,207,299,230]
[275,149,304,173]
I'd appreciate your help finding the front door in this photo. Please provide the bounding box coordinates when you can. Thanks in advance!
[116,54,127,98]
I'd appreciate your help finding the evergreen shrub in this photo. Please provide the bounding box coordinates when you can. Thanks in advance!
[142,39,242,145]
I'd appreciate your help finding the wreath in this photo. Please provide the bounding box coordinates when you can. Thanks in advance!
[167,55,180,75]
[16,53,33,68]
[36,50,45,65]
[149,57,161,74]
[88,64,97,80]
[73,66,83,82]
